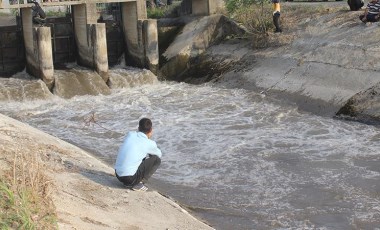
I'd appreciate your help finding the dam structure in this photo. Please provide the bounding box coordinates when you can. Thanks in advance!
[0,0,220,89]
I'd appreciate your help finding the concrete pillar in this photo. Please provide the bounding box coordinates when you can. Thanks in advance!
[92,23,108,79]
[208,0,224,15]
[192,0,224,15]
[21,8,54,89]
[192,0,209,15]
[73,4,108,82]
[142,19,159,74]
[121,1,145,67]
[137,0,147,19]
[121,1,158,73]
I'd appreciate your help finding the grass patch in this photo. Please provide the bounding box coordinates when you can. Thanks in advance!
[147,1,181,19]
[147,7,167,19]
[0,152,57,229]
[45,10,68,17]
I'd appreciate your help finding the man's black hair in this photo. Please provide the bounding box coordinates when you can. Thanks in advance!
[138,118,152,134]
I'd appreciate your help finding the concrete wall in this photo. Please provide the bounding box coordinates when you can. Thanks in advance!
[73,5,91,66]
[208,0,224,14]
[122,0,158,72]
[189,0,225,16]
[142,19,159,74]
[92,23,108,80]
[192,0,209,16]
[122,1,143,67]
[73,4,108,81]
[21,8,54,89]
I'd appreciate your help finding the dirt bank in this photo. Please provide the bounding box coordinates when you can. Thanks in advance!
[0,113,214,229]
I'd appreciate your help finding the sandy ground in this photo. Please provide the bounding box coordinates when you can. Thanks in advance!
[0,113,214,230]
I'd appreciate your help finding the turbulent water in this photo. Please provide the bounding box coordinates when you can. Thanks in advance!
[1,68,380,230]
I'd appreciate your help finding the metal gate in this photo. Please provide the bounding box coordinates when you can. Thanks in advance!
[0,25,25,77]
[47,16,76,67]
[97,3,125,66]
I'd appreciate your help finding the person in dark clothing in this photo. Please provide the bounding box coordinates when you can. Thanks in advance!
[348,0,364,11]
[272,0,282,33]
[30,0,46,26]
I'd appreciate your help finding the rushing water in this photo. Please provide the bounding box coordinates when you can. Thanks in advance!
[1,68,380,230]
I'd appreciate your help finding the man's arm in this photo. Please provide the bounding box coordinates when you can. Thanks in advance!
[364,7,369,17]
[147,141,162,158]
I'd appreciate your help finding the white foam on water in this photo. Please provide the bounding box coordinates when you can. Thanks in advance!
[1,71,380,229]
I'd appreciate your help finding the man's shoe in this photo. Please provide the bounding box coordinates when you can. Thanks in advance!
[275,28,282,33]
[132,182,148,191]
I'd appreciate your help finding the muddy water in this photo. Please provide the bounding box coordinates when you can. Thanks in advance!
[0,68,379,229]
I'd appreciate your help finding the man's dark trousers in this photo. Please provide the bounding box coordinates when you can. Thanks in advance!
[116,155,161,187]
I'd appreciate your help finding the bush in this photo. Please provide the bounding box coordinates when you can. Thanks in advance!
[227,1,275,48]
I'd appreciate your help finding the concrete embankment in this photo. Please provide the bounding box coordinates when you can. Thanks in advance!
[165,10,380,122]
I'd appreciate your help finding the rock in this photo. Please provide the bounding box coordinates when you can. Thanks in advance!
[337,83,380,123]
[159,14,246,81]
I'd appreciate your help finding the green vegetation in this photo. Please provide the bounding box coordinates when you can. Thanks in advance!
[0,152,57,229]
[45,8,68,17]
[147,7,168,18]
[147,1,182,18]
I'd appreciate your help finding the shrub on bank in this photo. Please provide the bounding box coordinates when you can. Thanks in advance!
[0,152,57,229]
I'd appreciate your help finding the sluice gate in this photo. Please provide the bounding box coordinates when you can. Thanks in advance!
[47,16,76,66]
[0,0,221,88]
[0,25,25,76]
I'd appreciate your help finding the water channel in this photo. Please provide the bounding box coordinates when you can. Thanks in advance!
[1,67,380,229]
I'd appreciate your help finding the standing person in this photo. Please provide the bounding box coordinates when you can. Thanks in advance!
[359,0,380,23]
[114,118,162,191]
[272,0,282,33]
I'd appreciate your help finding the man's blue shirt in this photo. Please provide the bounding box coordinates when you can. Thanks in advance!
[114,131,162,177]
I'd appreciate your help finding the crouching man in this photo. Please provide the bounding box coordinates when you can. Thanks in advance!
[359,0,380,23]
[114,118,162,191]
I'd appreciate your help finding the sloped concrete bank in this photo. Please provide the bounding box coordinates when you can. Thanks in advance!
[165,11,380,123]
[0,113,214,229]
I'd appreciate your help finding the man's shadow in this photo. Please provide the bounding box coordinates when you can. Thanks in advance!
[76,165,126,189]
